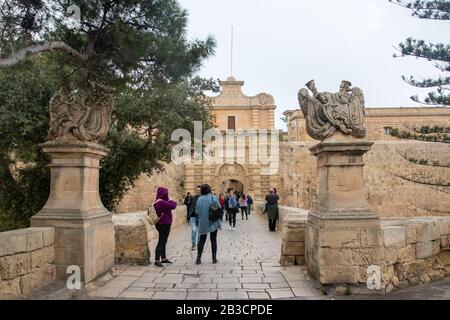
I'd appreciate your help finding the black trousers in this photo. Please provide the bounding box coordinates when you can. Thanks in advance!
[268,218,277,231]
[197,230,218,258]
[241,206,248,219]
[155,223,171,261]
[228,209,237,227]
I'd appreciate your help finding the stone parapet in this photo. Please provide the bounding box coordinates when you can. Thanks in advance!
[0,227,56,299]
[112,206,188,264]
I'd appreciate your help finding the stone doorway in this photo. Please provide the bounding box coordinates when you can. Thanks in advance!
[219,179,244,195]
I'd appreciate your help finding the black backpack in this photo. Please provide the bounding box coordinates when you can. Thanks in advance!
[209,195,222,222]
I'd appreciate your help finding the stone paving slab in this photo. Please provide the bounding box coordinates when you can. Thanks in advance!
[87,213,322,300]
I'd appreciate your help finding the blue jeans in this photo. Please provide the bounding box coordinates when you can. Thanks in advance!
[189,217,199,246]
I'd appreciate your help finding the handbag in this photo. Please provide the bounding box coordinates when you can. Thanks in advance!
[209,195,222,222]
[147,199,164,225]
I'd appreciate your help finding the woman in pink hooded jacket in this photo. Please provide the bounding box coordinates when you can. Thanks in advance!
[153,187,177,267]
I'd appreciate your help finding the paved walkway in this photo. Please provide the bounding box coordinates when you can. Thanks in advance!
[88,212,323,300]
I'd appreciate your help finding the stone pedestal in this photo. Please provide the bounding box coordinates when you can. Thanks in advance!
[31,141,115,284]
[305,137,383,286]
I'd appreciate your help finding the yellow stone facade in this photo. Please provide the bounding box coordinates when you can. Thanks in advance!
[183,77,279,200]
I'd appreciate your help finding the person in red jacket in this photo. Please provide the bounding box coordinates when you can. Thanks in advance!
[153,186,177,267]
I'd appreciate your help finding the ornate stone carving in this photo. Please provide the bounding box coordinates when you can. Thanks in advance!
[218,164,245,177]
[297,80,366,140]
[259,93,273,105]
[48,84,113,142]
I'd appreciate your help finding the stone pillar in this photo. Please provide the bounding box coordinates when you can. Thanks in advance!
[31,141,115,284]
[305,136,383,288]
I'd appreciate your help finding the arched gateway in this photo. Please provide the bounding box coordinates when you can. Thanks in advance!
[183,77,280,200]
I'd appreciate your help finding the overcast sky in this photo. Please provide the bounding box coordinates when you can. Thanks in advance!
[178,0,448,130]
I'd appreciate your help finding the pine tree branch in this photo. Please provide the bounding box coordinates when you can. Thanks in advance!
[389,0,450,20]
[394,39,450,64]
[0,41,89,69]
[402,75,450,88]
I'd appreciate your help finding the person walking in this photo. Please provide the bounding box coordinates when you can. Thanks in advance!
[195,184,222,264]
[239,194,248,220]
[227,189,238,231]
[153,187,177,267]
[183,192,192,222]
[246,193,253,216]
[265,188,280,232]
[219,194,225,221]
[187,186,201,251]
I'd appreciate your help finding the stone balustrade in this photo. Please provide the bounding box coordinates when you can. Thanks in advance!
[0,227,56,299]
[112,205,188,264]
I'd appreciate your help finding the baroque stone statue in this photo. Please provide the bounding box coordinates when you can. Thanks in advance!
[297,80,366,140]
[48,83,113,142]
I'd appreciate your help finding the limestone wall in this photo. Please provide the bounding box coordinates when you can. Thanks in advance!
[279,141,450,217]
[112,206,188,264]
[380,216,450,293]
[253,202,308,266]
[0,228,56,299]
[254,201,308,233]
[115,164,186,213]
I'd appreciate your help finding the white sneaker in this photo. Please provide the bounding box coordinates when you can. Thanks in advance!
[228,226,232,231]
[232,227,236,231]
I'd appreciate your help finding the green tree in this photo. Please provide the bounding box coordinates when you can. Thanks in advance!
[389,0,450,212]
[0,0,218,231]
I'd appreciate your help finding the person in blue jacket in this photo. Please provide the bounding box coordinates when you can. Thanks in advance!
[195,184,222,265]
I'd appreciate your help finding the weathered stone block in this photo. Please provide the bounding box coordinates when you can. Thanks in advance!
[319,265,359,284]
[320,247,382,267]
[438,250,450,265]
[41,228,55,247]
[416,240,441,259]
[382,265,395,283]
[282,241,305,256]
[113,213,151,264]
[432,239,441,256]
[282,228,305,242]
[359,229,382,247]
[441,235,450,250]
[397,245,416,263]
[383,226,406,248]
[31,246,55,269]
[437,218,450,235]
[296,255,306,265]
[427,270,444,282]
[0,277,21,299]
[280,255,295,266]
[405,223,418,244]
[20,264,56,296]
[319,230,359,248]
[415,221,440,242]
[0,230,28,256]
[26,229,44,252]
[0,252,31,280]
[416,242,433,259]
[384,247,399,265]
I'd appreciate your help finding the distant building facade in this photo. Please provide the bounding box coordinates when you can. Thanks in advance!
[283,107,450,142]
[183,76,279,200]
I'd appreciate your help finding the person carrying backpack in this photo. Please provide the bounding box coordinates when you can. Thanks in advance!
[227,189,238,231]
[195,184,222,264]
[246,193,253,216]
